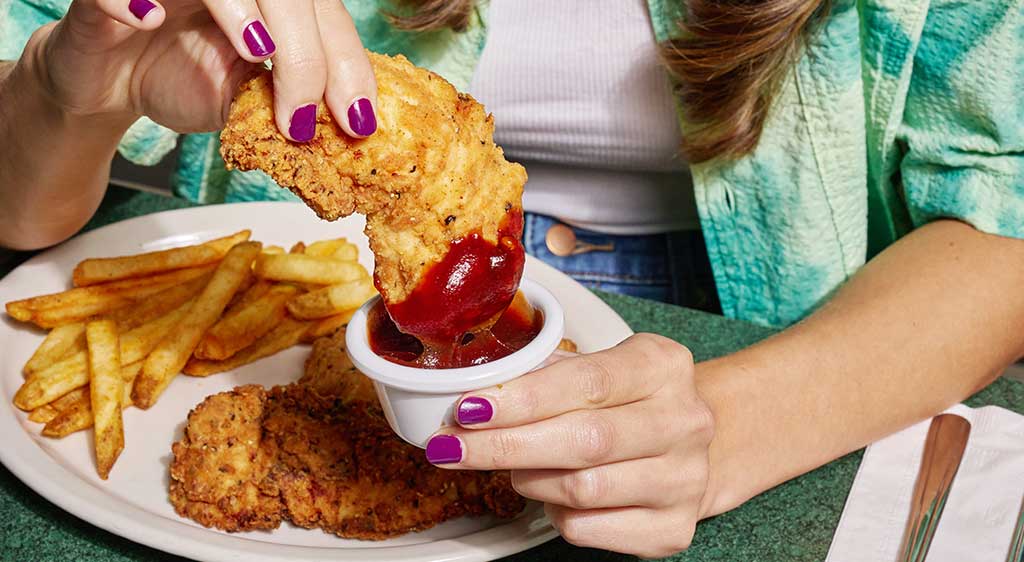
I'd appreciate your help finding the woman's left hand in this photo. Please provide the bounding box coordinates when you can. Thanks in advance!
[425,333,715,558]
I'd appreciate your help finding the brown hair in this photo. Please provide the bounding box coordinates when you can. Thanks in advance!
[390,0,829,163]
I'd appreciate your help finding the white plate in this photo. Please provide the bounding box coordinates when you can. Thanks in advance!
[0,202,633,562]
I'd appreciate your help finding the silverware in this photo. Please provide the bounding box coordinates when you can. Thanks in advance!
[897,414,971,562]
[1006,495,1024,562]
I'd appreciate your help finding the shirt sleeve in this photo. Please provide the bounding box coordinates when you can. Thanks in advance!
[897,1,1024,238]
[1,0,178,166]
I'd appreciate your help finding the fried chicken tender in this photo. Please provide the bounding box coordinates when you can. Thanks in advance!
[220,53,527,308]
[169,382,525,539]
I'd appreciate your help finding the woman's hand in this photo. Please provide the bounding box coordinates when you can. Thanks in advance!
[425,334,715,558]
[23,0,377,139]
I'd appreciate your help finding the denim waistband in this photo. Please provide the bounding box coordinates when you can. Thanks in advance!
[522,213,721,313]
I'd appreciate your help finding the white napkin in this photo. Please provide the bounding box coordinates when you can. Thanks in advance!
[826,404,1024,562]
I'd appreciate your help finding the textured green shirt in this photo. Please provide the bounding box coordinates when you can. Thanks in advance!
[3,0,1022,327]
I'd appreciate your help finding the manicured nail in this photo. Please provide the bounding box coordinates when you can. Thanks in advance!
[242,21,275,58]
[457,397,493,425]
[347,98,377,137]
[289,104,317,142]
[128,0,156,20]
[425,435,462,464]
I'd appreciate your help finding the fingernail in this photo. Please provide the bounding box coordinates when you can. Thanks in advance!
[289,104,317,142]
[425,435,462,464]
[242,21,275,58]
[128,0,156,20]
[457,397,493,425]
[347,98,377,137]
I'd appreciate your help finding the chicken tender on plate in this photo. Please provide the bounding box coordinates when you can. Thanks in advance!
[220,53,528,343]
[169,382,525,539]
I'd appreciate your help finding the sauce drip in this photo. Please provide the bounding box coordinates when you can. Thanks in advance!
[368,291,542,368]
[369,210,538,369]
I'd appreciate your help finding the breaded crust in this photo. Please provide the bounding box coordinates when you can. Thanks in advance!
[220,53,527,304]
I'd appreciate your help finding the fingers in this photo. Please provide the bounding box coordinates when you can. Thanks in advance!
[66,0,165,38]
[454,334,691,429]
[314,0,378,138]
[258,0,327,142]
[511,456,693,510]
[545,505,696,558]
[201,0,276,62]
[427,399,678,470]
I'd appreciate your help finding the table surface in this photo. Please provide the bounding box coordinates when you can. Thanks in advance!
[2,186,1022,562]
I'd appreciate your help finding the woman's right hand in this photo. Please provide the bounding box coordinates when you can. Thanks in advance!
[23,0,377,140]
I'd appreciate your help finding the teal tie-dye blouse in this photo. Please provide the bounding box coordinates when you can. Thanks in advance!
[2,0,1022,328]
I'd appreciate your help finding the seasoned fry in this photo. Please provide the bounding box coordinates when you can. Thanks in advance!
[105,272,211,331]
[13,352,88,411]
[194,284,300,360]
[262,245,285,255]
[23,323,85,376]
[253,254,366,285]
[305,239,358,262]
[40,363,140,438]
[289,241,306,254]
[183,317,312,376]
[286,279,376,319]
[132,242,262,409]
[222,280,272,318]
[7,265,216,328]
[120,300,192,365]
[42,394,92,438]
[300,310,354,343]
[86,319,124,479]
[72,230,250,286]
[28,404,58,424]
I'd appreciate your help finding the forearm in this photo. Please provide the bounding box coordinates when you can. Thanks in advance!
[0,36,131,250]
[698,219,1024,516]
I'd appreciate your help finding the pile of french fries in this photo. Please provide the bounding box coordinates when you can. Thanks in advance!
[5,230,376,479]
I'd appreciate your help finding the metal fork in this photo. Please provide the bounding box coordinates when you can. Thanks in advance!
[1006,496,1024,562]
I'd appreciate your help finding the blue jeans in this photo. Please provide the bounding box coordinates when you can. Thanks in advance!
[523,213,721,312]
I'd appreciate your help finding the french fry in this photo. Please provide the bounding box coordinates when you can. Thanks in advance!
[305,239,358,261]
[262,245,285,255]
[194,284,300,360]
[300,310,355,343]
[71,230,250,286]
[23,323,85,376]
[105,272,211,331]
[86,319,124,479]
[28,404,58,424]
[42,394,91,438]
[286,279,376,319]
[33,386,90,426]
[253,254,367,285]
[7,265,216,328]
[289,241,306,254]
[119,300,192,364]
[132,241,262,409]
[184,316,312,376]
[223,280,272,317]
[40,363,139,439]
[13,352,88,411]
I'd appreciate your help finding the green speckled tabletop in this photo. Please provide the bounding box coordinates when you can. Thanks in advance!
[2,187,1023,562]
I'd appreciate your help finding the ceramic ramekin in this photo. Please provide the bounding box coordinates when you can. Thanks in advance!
[346,277,565,448]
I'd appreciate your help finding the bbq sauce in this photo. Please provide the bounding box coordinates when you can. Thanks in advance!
[368,210,540,368]
[368,290,543,368]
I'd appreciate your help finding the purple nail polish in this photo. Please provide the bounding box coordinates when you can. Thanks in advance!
[242,21,275,58]
[347,98,377,137]
[128,0,156,20]
[289,104,317,142]
[425,435,462,464]
[457,397,493,425]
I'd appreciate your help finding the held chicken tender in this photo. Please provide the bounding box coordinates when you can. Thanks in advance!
[220,53,528,345]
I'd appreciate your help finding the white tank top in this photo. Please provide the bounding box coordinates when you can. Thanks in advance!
[468,0,698,234]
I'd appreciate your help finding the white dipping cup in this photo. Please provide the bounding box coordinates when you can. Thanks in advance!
[346,278,565,448]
